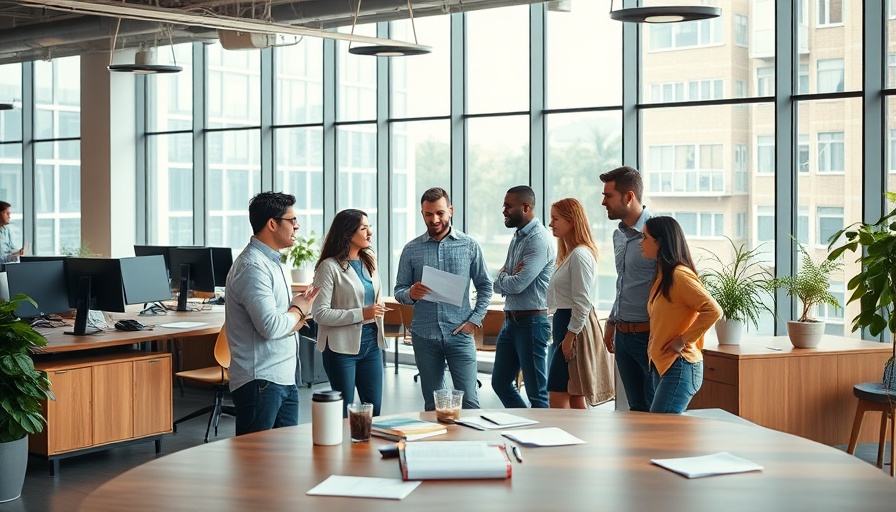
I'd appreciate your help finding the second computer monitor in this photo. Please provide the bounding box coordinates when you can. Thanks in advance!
[133,245,176,274]
[63,258,127,313]
[168,247,217,293]
[209,247,234,287]
[5,260,71,318]
[119,255,173,305]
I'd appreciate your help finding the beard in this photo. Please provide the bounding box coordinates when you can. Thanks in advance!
[427,220,451,239]
[605,203,627,220]
[504,211,524,229]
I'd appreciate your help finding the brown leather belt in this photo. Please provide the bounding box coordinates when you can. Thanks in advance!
[614,321,651,333]
[504,309,547,321]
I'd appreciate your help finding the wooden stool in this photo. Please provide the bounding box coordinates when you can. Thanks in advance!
[846,382,895,477]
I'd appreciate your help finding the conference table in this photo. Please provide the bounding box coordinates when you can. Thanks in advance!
[80,409,896,512]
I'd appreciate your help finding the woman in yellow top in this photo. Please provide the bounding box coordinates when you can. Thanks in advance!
[640,216,721,413]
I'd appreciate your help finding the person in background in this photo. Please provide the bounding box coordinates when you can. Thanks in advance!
[394,187,493,411]
[546,198,613,409]
[312,209,387,417]
[0,201,25,263]
[492,185,555,408]
[640,216,721,414]
[226,192,319,436]
[599,166,656,412]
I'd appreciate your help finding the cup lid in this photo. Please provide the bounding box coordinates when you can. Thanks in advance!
[312,390,342,402]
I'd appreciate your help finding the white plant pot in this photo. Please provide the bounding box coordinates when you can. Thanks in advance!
[291,267,313,285]
[0,436,28,503]
[786,320,825,348]
[715,318,743,345]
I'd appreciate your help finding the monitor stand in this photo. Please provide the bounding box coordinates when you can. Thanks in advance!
[65,276,101,336]
[176,264,190,312]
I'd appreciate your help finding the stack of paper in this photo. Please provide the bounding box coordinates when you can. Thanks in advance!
[650,452,763,478]
[501,427,586,447]
[456,412,539,430]
[371,417,447,441]
[399,441,512,480]
[306,475,421,500]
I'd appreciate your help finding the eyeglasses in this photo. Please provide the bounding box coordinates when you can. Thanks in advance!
[276,217,299,227]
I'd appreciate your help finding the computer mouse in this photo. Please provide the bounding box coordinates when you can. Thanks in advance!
[115,319,145,331]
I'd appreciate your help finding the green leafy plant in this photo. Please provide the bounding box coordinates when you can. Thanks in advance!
[0,294,54,443]
[768,240,842,323]
[700,238,772,329]
[60,242,95,257]
[827,192,896,387]
[280,231,318,268]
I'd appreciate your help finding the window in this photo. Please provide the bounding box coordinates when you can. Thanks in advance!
[646,143,724,194]
[889,53,896,89]
[797,206,809,245]
[798,63,809,94]
[735,212,746,238]
[817,132,844,173]
[735,15,748,46]
[817,59,844,93]
[648,18,723,51]
[816,0,843,26]
[649,79,723,102]
[798,134,810,174]
[890,129,896,173]
[735,80,747,98]
[756,205,774,243]
[817,281,844,324]
[669,212,724,238]
[757,67,774,96]
[734,144,748,192]
[817,206,844,246]
[757,135,774,174]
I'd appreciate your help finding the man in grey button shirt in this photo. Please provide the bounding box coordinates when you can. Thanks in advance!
[226,192,319,436]
[599,167,657,412]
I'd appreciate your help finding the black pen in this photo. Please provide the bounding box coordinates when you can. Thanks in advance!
[512,445,523,463]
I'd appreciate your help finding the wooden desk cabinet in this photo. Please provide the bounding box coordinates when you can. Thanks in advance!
[689,336,891,446]
[30,352,172,459]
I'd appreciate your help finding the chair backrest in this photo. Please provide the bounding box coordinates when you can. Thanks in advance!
[214,325,231,370]
[382,306,403,330]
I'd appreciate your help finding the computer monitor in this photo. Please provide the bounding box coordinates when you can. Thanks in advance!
[119,255,173,305]
[133,245,176,273]
[20,255,69,263]
[168,247,216,311]
[63,258,126,335]
[209,247,234,287]
[5,260,72,318]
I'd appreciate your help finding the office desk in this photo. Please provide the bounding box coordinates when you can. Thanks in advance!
[29,309,225,474]
[689,335,892,445]
[80,409,896,512]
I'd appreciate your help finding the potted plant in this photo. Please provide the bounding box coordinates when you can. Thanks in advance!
[281,231,318,284]
[767,240,842,348]
[828,192,896,389]
[0,295,53,503]
[700,238,771,345]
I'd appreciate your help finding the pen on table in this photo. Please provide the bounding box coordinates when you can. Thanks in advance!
[512,445,523,463]
[481,415,500,425]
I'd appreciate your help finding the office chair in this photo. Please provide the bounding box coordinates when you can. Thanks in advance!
[172,325,235,443]
[381,305,406,375]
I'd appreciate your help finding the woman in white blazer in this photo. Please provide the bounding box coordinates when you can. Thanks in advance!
[311,209,387,416]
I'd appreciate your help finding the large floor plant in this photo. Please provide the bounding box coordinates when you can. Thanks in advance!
[0,294,53,502]
[828,192,896,389]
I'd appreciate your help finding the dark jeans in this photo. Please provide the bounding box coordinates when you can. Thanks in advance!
[649,357,703,414]
[491,313,550,408]
[411,332,480,411]
[614,329,653,412]
[321,325,384,417]
[230,379,299,436]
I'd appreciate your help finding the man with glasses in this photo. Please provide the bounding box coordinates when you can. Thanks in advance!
[226,191,319,436]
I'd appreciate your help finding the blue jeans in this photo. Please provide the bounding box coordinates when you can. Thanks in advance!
[411,332,480,411]
[321,325,383,417]
[649,357,703,414]
[614,329,653,411]
[491,314,550,408]
[230,379,299,436]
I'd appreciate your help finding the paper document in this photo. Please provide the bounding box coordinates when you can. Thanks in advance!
[501,427,586,447]
[306,475,421,500]
[159,321,208,329]
[456,413,538,430]
[421,266,467,307]
[400,441,512,480]
[650,452,763,479]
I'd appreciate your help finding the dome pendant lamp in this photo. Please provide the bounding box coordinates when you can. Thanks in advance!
[107,20,182,74]
[609,0,721,23]
[348,0,432,57]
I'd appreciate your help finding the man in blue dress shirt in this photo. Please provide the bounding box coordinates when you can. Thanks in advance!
[394,187,493,411]
[491,186,555,408]
[0,201,25,264]
[600,167,657,412]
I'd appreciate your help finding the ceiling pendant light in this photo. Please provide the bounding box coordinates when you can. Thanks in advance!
[348,0,432,57]
[107,20,182,74]
[609,0,721,23]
